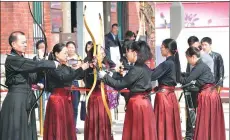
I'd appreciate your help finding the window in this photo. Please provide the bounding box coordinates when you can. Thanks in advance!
[50,2,63,33]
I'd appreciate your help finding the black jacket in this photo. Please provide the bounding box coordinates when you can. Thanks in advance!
[104,32,122,67]
[209,51,224,86]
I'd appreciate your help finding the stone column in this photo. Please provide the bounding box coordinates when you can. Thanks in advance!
[76,2,84,57]
[103,2,111,34]
[170,2,184,40]
[62,2,71,33]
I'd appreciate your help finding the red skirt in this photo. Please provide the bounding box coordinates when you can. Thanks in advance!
[43,88,77,140]
[154,85,182,140]
[122,92,157,140]
[194,84,226,140]
[84,89,113,140]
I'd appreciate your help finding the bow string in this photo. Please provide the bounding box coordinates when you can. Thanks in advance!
[28,2,48,124]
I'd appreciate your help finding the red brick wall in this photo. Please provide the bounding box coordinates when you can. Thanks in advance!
[0,2,53,54]
[110,2,140,35]
[0,2,34,54]
[110,3,117,25]
[127,2,139,33]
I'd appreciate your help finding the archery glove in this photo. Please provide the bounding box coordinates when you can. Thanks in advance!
[98,70,107,79]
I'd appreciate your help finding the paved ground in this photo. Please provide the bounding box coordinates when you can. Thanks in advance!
[0,92,229,140]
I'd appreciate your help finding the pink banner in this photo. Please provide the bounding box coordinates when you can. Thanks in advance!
[155,2,229,28]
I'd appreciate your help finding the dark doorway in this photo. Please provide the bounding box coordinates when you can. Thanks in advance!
[71,2,77,33]
[117,2,128,40]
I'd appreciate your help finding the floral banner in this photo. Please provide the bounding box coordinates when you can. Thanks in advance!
[155,2,229,28]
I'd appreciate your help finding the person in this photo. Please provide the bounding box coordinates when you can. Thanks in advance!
[122,30,135,55]
[201,37,224,87]
[43,43,89,140]
[33,40,46,60]
[0,31,59,140]
[99,41,158,140]
[186,36,214,74]
[83,41,113,140]
[120,31,135,70]
[66,41,83,134]
[104,23,123,68]
[180,47,225,140]
[184,36,214,139]
[150,38,182,140]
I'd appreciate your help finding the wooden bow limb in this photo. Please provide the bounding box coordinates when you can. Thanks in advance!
[98,13,113,131]
[83,5,97,115]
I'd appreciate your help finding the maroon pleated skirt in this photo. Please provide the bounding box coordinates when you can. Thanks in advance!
[194,84,226,140]
[122,92,158,140]
[154,85,182,140]
[43,88,77,140]
[84,89,113,140]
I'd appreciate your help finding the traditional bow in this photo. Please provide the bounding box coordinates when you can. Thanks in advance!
[83,7,113,134]
[98,13,113,133]
[83,6,97,114]
[28,2,48,124]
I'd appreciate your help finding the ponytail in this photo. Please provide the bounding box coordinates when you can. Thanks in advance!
[174,51,181,83]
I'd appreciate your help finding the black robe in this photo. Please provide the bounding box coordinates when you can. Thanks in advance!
[46,65,85,92]
[0,49,56,140]
[180,59,215,87]
[103,63,152,95]
[151,56,177,86]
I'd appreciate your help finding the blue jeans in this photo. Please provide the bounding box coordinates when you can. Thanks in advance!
[72,80,81,127]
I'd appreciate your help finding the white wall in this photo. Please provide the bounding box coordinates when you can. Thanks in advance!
[155,27,229,87]
[82,2,104,58]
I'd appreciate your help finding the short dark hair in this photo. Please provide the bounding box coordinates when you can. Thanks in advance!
[66,41,76,48]
[125,30,134,38]
[126,41,152,65]
[85,41,93,54]
[186,47,201,58]
[187,36,199,47]
[9,31,25,47]
[201,37,212,45]
[112,23,118,28]
[35,40,45,49]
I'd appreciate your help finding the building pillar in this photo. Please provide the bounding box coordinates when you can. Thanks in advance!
[62,2,71,33]
[103,2,111,34]
[170,2,184,40]
[76,2,84,57]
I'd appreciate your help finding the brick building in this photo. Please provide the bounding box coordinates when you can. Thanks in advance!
[0,2,155,55]
[0,2,156,87]
[0,2,54,54]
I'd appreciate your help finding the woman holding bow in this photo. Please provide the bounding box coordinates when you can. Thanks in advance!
[43,43,89,140]
[83,41,114,140]
[99,41,157,140]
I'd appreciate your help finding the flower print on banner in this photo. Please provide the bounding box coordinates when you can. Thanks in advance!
[184,13,200,27]
[155,2,229,28]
